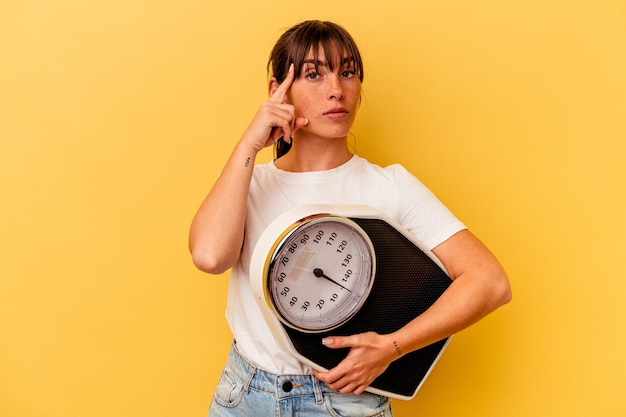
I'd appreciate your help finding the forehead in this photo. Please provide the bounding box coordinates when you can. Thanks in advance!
[304,44,354,66]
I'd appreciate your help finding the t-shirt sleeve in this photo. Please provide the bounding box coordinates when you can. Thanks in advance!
[391,164,466,250]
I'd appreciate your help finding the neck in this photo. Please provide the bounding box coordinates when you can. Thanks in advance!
[274,136,353,172]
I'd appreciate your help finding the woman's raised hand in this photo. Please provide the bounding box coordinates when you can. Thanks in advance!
[241,64,308,152]
[191,67,309,274]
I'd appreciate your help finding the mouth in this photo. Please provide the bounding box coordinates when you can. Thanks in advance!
[323,108,349,117]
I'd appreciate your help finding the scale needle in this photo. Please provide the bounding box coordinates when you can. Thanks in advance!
[313,268,352,293]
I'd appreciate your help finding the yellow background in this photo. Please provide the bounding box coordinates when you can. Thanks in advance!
[1,0,624,416]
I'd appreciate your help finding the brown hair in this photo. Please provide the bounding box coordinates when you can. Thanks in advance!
[267,20,364,158]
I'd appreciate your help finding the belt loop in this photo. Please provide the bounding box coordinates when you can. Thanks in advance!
[242,362,255,394]
[233,341,255,394]
[312,375,324,404]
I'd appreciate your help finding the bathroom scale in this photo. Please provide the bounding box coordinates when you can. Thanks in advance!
[250,204,452,400]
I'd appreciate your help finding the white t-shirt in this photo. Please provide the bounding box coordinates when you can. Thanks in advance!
[225,155,466,374]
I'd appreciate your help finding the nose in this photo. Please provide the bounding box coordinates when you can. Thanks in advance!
[327,74,344,101]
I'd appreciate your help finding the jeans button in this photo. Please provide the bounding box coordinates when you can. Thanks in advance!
[282,381,293,392]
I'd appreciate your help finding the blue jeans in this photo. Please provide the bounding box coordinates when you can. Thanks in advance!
[208,342,393,417]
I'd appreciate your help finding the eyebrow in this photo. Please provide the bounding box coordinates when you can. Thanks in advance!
[302,57,355,67]
[303,59,327,67]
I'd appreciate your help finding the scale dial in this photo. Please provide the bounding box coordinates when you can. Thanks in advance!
[266,214,375,333]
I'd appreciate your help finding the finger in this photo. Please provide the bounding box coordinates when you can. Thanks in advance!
[270,63,296,104]
[352,385,368,395]
[314,366,370,395]
[326,374,361,395]
[322,335,353,349]
[268,121,292,145]
[261,104,296,143]
[276,117,308,144]
[294,117,308,131]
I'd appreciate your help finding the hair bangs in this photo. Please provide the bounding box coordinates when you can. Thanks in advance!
[268,21,363,84]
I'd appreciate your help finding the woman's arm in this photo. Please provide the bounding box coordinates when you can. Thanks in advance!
[189,65,307,274]
[391,229,511,353]
[313,229,512,394]
[188,140,260,274]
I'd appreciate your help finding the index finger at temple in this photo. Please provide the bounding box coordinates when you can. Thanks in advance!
[270,63,295,103]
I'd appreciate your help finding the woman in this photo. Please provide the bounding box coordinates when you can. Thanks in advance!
[190,20,511,417]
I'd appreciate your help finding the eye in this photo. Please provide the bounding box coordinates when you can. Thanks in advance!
[340,63,357,78]
[305,71,320,80]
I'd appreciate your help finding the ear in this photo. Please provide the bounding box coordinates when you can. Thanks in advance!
[269,78,280,97]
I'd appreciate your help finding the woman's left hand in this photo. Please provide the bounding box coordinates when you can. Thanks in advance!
[312,332,397,395]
